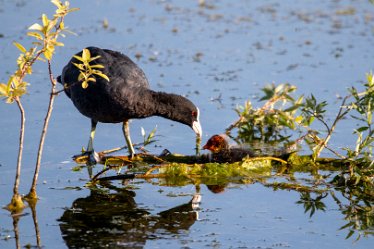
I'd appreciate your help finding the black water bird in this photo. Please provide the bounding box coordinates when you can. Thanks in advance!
[57,47,202,161]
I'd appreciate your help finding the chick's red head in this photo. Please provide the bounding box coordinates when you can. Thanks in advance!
[203,134,229,153]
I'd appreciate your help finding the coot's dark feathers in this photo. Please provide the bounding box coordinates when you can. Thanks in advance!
[57,47,202,159]
[58,47,152,123]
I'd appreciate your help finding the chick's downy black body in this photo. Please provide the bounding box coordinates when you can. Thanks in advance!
[58,47,202,160]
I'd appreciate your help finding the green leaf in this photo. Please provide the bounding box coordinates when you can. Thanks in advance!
[13,42,26,53]
[28,23,43,31]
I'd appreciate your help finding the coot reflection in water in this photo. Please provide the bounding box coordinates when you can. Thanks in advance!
[58,184,199,248]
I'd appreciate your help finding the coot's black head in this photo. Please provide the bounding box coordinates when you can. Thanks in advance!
[157,93,202,137]
[176,98,202,138]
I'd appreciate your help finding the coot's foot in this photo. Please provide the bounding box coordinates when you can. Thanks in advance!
[73,150,101,165]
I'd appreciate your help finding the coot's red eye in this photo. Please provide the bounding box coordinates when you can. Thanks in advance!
[192,111,197,117]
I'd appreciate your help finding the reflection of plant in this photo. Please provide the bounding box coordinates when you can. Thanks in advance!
[330,187,374,240]
[0,0,77,210]
[296,192,327,217]
[72,48,110,89]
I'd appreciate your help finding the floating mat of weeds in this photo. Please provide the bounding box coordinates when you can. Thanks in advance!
[156,158,273,178]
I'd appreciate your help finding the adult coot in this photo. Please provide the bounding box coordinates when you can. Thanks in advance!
[58,47,202,161]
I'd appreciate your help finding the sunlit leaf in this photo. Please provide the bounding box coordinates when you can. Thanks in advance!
[0,83,8,96]
[73,55,84,62]
[28,23,43,31]
[42,14,49,27]
[81,48,90,61]
[59,21,65,30]
[88,55,101,62]
[13,42,26,53]
[68,7,80,13]
[90,64,105,69]
[87,77,96,82]
[27,32,43,40]
[51,0,62,8]
[82,81,88,89]
[54,41,64,47]
[44,49,53,60]
[6,96,14,104]
[93,72,110,82]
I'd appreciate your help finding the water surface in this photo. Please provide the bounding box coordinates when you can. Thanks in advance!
[0,0,373,248]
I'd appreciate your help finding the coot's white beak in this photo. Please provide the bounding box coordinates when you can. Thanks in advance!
[192,107,202,137]
[193,120,202,137]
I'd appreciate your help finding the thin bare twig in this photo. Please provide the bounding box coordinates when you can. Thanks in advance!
[13,98,25,196]
[28,60,57,197]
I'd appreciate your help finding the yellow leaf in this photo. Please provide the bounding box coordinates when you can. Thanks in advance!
[295,116,303,124]
[51,0,62,8]
[44,49,53,60]
[73,55,84,62]
[87,77,96,82]
[90,64,105,69]
[13,42,26,53]
[82,81,88,89]
[0,83,8,96]
[42,14,49,27]
[93,72,110,82]
[13,88,26,97]
[28,23,43,31]
[27,32,43,40]
[73,62,84,71]
[59,21,65,30]
[6,97,14,104]
[54,41,64,47]
[68,7,80,13]
[78,72,85,81]
[88,55,101,62]
[81,48,91,61]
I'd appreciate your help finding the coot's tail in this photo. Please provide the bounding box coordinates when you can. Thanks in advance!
[57,75,62,84]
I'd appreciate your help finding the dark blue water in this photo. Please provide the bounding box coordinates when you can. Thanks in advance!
[0,0,373,248]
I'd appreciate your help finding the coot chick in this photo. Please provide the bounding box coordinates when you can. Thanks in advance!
[203,134,254,163]
[203,134,296,163]
[58,47,202,161]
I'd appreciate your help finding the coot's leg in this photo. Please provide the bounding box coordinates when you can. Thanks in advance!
[87,119,97,152]
[86,119,100,166]
[122,120,135,158]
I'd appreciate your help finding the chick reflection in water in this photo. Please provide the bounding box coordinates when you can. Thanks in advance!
[58,183,200,248]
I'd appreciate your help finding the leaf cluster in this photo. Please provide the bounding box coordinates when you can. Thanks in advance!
[72,48,110,89]
[229,83,304,144]
[0,0,78,104]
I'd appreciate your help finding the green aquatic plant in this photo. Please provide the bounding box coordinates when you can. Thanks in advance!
[227,83,304,144]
